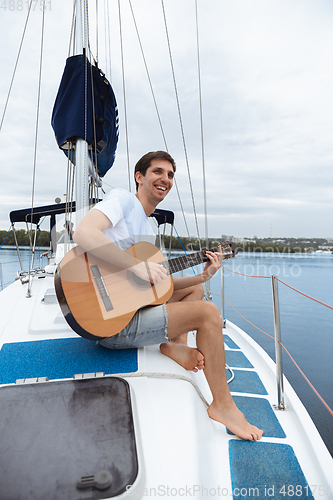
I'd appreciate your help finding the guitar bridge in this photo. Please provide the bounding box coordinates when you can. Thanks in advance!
[90,265,114,312]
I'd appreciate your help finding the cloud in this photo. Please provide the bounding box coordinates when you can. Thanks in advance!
[0,0,332,239]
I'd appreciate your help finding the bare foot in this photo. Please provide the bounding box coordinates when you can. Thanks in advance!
[160,342,204,372]
[208,399,263,441]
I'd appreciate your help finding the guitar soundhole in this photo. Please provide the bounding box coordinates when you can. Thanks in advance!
[126,270,152,291]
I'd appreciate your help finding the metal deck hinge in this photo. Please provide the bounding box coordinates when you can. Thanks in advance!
[73,372,105,379]
[15,377,49,384]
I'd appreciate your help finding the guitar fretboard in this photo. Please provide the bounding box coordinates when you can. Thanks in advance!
[160,243,236,275]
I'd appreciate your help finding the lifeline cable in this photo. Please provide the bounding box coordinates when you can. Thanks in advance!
[221,295,333,416]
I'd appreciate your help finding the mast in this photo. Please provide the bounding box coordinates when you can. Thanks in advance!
[74,0,90,225]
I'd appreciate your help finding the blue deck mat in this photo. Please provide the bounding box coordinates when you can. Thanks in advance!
[225,351,253,369]
[227,369,268,395]
[0,338,138,384]
[229,441,314,499]
[224,335,240,349]
[227,396,286,438]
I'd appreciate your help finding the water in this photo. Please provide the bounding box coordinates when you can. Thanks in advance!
[1,247,332,456]
[0,246,49,289]
[212,251,333,457]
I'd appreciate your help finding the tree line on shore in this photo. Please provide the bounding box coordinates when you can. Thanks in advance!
[0,229,330,253]
[161,236,322,253]
[0,229,50,248]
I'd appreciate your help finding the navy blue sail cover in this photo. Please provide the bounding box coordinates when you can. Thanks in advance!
[51,54,119,177]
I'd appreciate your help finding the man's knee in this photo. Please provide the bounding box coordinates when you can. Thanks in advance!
[197,300,222,327]
[193,283,204,300]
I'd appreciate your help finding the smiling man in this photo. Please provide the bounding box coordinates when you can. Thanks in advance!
[73,150,263,441]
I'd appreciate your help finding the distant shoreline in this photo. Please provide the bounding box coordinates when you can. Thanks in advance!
[1,230,332,254]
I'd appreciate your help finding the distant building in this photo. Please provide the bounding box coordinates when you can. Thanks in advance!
[221,235,233,242]
[221,235,252,243]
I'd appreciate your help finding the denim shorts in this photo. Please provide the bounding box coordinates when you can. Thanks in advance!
[97,303,169,350]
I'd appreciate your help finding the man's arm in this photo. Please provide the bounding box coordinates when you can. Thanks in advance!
[73,209,167,284]
[73,209,136,268]
[173,246,223,291]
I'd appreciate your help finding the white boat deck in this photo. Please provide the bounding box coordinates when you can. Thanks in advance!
[0,271,332,499]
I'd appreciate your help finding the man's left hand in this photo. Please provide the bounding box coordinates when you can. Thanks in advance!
[201,245,223,282]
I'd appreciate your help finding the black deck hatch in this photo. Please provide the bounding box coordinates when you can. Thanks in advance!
[0,377,138,499]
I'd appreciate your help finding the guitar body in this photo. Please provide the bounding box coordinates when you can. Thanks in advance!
[55,242,174,339]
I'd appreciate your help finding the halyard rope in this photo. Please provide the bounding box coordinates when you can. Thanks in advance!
[27,5,45,297]
[0,1,33,133]
[126,0,193,242]
[161,0,202,250]
[109,368,235,409]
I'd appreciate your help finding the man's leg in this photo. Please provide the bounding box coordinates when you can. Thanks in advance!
[160,300,263,441]
[167,283,204,346]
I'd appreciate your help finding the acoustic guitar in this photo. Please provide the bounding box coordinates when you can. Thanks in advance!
[54,241,237,339]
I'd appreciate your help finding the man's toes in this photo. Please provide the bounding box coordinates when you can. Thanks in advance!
[251,429,262,441]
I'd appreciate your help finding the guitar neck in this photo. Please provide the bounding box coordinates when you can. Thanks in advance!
[164,242,237,275]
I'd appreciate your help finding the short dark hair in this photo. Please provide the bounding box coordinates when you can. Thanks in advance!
[134,151,176,191]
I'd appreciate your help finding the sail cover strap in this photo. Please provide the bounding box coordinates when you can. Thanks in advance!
[51,54,119,177]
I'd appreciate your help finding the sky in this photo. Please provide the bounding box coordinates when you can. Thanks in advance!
[0,0,332,240]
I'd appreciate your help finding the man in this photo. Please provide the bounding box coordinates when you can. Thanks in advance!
[73,151,263,441]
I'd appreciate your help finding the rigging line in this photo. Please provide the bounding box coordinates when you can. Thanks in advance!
[278,342,333,417]
[27,6,46,296]
[103,0,109,78]
[70,147,76,213]
[117,0,131,192]
[173,179,192,240]
[195,0,208,247]
[68,0,77,57]
[95,0,99,63]
[128,0,192,241]
[106,0,112,82]
[89,59,99,205]
[276,278,333,310]
[66,145,75,225]
[173,225,197,275]
[0,226,12,250]
[128,0,168,150]
[0,0,33,133]
[194,0,211,300]
[161,0,202,249]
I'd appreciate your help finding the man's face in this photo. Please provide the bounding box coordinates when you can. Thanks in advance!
[136,159,174,204]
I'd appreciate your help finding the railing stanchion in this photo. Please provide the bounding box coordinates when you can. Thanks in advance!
[271,275,285,409]
[221,265,225,328]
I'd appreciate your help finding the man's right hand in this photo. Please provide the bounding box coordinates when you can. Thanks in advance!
[131,261,168,285]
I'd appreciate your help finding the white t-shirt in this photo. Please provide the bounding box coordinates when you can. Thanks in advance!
[92,188,155,250]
